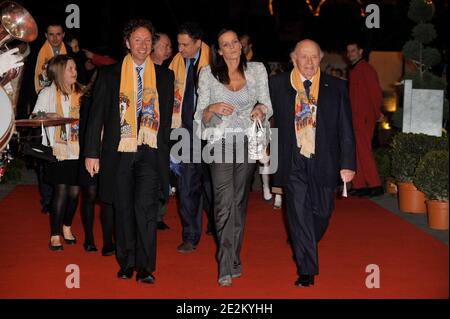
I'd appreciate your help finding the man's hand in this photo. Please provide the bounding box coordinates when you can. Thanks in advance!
[85,158,100,177]
[340,169,355,183]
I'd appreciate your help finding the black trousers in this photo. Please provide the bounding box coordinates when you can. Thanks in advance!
[285,150,334,276]
[113,145,160,272]
[178,161,213,245]
[209,141,255,280]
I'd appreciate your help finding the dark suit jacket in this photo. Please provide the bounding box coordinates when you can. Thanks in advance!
[84,62,174,204]
[270,71,356,188]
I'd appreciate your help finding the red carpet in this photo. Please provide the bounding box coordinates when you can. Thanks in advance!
[0,185,447,299]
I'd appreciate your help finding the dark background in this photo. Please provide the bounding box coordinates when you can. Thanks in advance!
[13,0,450,62]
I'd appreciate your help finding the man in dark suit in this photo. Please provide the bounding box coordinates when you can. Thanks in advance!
[270,39,356,287]
[84,19,174,284]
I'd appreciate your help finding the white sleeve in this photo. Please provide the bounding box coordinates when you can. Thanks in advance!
[32,86,52,114]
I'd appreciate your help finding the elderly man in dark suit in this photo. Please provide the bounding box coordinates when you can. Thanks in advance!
[84,19,174,284]
[270,39,356,287]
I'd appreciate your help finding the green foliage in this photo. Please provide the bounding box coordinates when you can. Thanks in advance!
[408,0,433,23]
[404,70,447,90]
[412,23,436,44]
[414,150,449,201]
[422,47,441,67]
[373,147,392,185]
[0,159,24,184]
[390,132,448,183]
[402,40,421,61]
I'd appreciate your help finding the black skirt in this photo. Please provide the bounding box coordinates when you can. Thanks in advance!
[44,159,80,185]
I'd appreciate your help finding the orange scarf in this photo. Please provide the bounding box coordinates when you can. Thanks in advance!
[169,42,210,128]
[34,41,67,93]
[53,88,81,161]
[291,68,320,158]
[118,54,159,152]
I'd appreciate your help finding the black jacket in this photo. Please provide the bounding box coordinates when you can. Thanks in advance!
[83,62,174,203]
[269,71,356,188]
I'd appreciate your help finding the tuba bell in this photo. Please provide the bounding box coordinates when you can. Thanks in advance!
[0,1,38,48]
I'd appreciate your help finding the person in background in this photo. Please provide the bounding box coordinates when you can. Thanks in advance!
[195,29,272,286]
[169,22,214,252]
[270,39,355,287]
[346,41,384,197]
[151,32,174,231]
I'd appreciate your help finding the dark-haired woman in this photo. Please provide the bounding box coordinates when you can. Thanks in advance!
[194,29,272,286]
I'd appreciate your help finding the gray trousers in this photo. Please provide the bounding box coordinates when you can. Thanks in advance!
[209,141,256,280]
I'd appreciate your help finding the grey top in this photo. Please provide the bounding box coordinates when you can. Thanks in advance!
[194,62,273,143]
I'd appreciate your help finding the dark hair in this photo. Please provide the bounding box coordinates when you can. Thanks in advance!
[178,22,203,41]
[153,32,169,45]
[46,22,64,33]
[347,40,364,50]
[210,29,247,85]
[239,34,252,45]
[123,19,155,45]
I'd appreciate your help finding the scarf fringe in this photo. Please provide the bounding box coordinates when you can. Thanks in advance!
[138,129,158,149]
[118,138,138,152]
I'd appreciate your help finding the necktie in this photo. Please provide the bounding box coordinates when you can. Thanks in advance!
[303,79,312,99]
[182,58,196,131]
[136,66,143,117]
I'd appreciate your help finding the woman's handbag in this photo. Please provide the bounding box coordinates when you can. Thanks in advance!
[247,118,267,161]
[23,126,57,162]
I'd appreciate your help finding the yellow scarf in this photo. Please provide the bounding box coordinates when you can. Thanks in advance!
[34,41,67,93]
[118,54,159,152]
[291,68,320,158]
[169,42,210,128]
[53,88,81,161]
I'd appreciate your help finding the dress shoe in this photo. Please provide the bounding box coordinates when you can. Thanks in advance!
[63,235,77,245]
[295,275,315,288]
[83,243,98,252]
[348,188,363,196]
[176,241,196,253]
[263,186,273,201]
[157,221,170,230]
[218,276,232,287]
[273,194,282,209]
[48,242,63,251]
[117,268,134,280]
[136,270,155,284]
[368,186,384,197]
[102,245,115,256]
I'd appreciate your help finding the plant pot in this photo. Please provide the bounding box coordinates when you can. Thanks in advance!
[426,200,449,230]
[397,182,426,213]
[385,177,398,195]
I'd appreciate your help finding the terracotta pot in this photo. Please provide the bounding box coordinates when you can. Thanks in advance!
[397,182,426,214]
[385,177,397,195]
[426,200,449,230]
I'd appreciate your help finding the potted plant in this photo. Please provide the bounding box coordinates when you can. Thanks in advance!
[414,150,449,230]
[390,132,447,213]
[400,0,447,137]
[373,147,396,194]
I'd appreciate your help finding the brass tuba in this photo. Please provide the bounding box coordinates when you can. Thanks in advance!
[0,1,38,47]
[0,1,38,112]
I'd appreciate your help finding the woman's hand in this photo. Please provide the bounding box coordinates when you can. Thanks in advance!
[85,158,100,177]
[202,102,235,123]
[250,104,267,121]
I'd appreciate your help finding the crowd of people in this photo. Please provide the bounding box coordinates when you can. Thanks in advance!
[12,16,386,288]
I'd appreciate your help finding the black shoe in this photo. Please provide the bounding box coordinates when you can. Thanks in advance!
[136,270,155,284]
[83,243,98,252]
[102,245,115,256]
[117,268,134,280]
[48,242,63,251]
[63,235,77,245]
[295,275,315,288]
[368,186,384,197]
[176,241,196,253]
[157,221,170,230]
